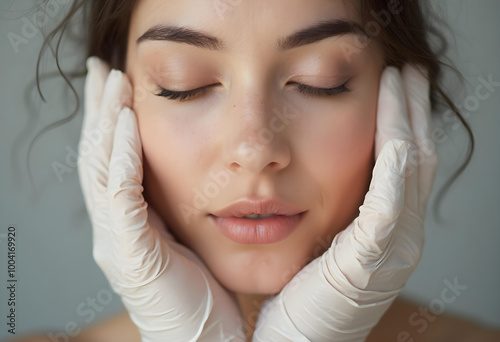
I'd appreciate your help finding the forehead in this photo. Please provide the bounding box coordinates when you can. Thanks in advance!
[129,0,362,47]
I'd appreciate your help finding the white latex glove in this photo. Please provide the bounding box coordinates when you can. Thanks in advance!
[252,64,439,341]
[78,57,245,342]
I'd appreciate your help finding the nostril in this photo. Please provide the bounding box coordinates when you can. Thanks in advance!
[227,162,241,173]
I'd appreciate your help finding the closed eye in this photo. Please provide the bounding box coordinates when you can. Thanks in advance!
[290,81,351,97]
[155,80,351,102]
[154,83,217,101]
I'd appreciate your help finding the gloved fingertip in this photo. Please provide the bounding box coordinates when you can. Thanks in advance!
[108,68,121,79]
[119,107,133,122]
[382,65,399,75]
[86,56,98,70]
[381,65,400,82]
[87,56,112,78]
[403,63,429,82]
[106,69,133,106]
[87,56,103,72]
[380,66,404,90]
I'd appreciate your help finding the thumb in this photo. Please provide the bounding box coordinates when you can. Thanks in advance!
[254,139,410,341]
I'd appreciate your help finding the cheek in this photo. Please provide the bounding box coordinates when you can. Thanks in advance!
[298,92,377,230]
[317,106,375,174]
[300,97,376,177]
[133,96,210,231]
[316,72,379,178]
[319,108,375,213]
[134,87,208,182]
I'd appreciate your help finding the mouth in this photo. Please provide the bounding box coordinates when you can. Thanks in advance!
[209,198,307,244]
[209,213,305,244]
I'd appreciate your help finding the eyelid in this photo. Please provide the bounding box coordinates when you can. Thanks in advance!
[154,83,218,101]
[291,73,352,86]
[292,80,351,97]
[155,77,353,101]
[289,75,352,89]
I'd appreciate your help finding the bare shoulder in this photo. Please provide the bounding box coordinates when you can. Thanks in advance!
[7,312,141,342]
[9,298,500,342]
[367,297,500,342]
[73,312,141,342]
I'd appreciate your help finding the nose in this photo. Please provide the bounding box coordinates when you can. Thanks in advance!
[221,89,292,175]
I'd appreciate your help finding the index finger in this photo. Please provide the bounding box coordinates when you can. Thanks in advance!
[375,66,415,158]
[402,64,439,213]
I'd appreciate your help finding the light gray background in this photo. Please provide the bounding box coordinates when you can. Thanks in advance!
[1,0,499,340]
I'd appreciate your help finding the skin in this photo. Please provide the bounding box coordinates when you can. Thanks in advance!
[12,299,500,342]
[125,0,384,302]
[9,2,500,341]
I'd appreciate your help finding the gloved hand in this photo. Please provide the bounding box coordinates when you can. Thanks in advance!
[252,64,439,341]
[78,57,245,342]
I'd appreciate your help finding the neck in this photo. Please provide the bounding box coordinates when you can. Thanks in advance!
[236,293,269,342]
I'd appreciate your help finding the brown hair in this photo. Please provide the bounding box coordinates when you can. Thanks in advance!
[35,0,473,221]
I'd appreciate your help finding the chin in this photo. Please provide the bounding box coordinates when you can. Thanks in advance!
[216,268,290,295]
[204,250,314,295]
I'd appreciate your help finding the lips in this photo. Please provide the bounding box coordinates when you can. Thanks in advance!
[209,198,306,244]
[211,198,305,218]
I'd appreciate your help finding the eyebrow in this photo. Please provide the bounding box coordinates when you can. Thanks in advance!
[136,19,365,51]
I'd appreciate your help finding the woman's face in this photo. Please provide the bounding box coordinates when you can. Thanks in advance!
[126,0,384,295]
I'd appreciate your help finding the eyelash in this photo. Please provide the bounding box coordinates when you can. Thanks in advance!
[294,82,351,97]
[154,80,351,102]
[155,84,216,101]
